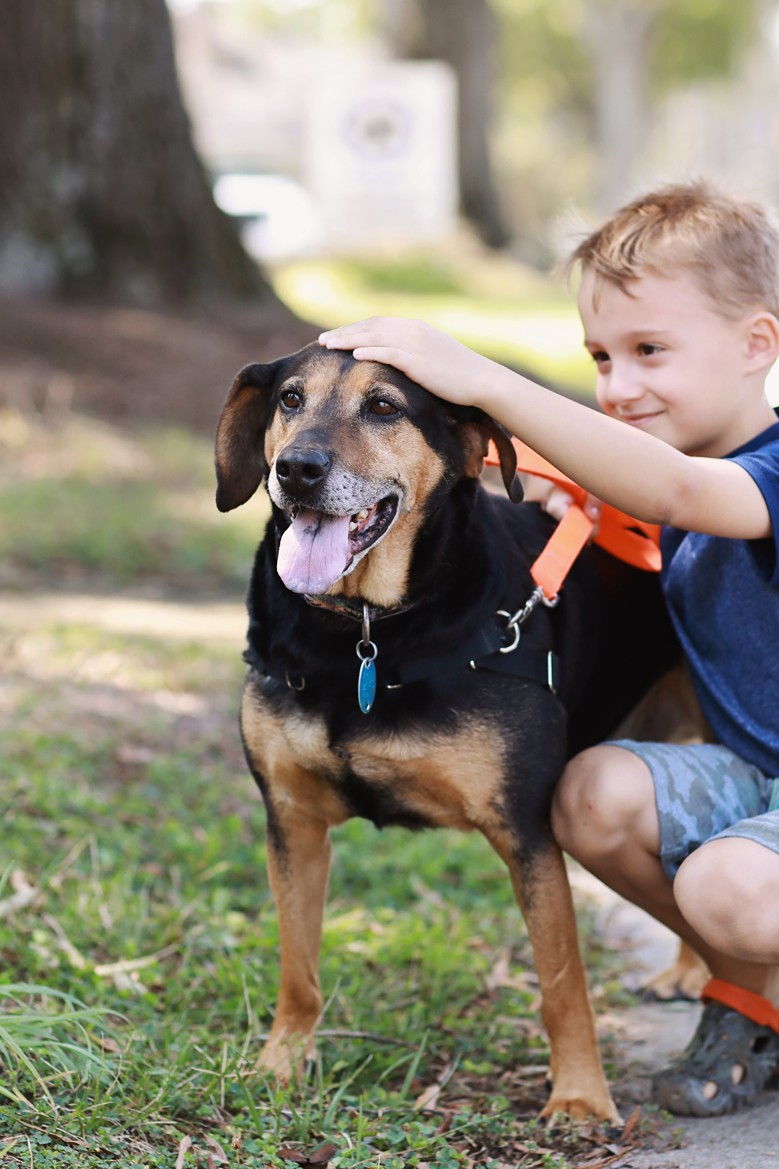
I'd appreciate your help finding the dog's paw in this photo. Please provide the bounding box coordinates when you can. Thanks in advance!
[643,946,709,1002]
[256,1030,317,1083]
[540,1082,621,1125]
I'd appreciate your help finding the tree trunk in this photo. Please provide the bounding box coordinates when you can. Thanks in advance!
[582,0,656,214]
[0,0,274,306]
[380,0,512,249]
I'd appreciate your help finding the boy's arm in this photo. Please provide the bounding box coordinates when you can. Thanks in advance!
[319,317,772,541]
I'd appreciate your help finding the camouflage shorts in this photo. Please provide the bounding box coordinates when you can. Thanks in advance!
[608,740,779,880]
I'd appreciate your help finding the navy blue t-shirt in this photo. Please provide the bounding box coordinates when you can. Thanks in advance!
[661,414,779,776]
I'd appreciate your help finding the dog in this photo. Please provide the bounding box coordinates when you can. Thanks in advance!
[214,342,682,1122]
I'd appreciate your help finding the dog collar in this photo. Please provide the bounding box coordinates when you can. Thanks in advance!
[304,593,414,623]
[244,597,559,715]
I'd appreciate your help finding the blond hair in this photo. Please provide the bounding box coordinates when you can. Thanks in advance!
[568,181,779,319]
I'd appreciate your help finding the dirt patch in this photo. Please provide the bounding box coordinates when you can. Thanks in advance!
[0,294,318,434]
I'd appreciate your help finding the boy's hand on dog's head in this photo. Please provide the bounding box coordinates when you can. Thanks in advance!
[319,317,500,410]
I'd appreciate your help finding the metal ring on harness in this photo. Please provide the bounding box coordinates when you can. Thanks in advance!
[496,609,521,654]
[356,639,378,663]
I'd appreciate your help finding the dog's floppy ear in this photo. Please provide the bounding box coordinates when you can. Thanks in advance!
[452,407,524,503]
[215,361,282,512]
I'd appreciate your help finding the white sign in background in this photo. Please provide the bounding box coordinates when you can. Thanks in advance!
[304,61,458,250]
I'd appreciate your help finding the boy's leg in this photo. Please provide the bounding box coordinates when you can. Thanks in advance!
[551,745,770,987]
[552,744,779,1116]
[674,836,779,964]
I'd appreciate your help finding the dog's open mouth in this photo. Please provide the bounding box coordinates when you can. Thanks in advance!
[277,496,399,594]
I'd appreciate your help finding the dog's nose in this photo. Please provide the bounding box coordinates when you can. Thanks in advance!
[275,447,330,496]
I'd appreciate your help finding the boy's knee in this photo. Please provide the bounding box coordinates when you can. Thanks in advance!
[551,752,592,850]
[675,839,779,962]
[551,746,618,854]
[551,745,656,858]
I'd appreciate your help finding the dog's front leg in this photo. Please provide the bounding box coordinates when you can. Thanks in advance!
[492,831,619,1123]
[256,801,332,1082]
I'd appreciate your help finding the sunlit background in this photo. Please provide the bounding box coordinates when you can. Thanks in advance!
[166,0,779,399]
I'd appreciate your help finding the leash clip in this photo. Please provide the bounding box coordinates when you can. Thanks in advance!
[496,609,521,654]
[498,586,559,655]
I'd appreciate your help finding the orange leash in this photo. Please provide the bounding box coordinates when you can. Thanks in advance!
[486,439,661,601]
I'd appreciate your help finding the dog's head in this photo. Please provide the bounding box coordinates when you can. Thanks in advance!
[215,342,521,606]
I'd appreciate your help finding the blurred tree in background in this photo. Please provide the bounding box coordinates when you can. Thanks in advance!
[379,0,512,249]
[225,0,767,265]
[493,0,758,257]
[0,0,769,309]
[0,0,276,307]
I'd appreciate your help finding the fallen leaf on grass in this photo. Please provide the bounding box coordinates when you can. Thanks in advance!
[97,1035,122,1054]
[276,1142,338,1166]
[171,1134,230,1167]
[0,869,39,919]
[622,1106,641,1140]
[94,941,180,976]
[308,1145,337,1165]
[174,1135,193,1168]
[573,1153,631,1169]
[204,1134,230,1165]
[414,1080,443,1110]
[414,1061,456,1111]
[43,912,87,968]
[93,940,180,992]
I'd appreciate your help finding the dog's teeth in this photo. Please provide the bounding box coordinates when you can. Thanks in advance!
[350,510,369,531]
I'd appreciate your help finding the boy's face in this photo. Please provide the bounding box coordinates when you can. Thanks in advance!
[577,268,764,457]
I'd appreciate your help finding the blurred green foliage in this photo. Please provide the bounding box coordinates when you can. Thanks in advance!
[0,412,263,592]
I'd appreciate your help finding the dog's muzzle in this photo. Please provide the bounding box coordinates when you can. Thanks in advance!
[270,445,401,595]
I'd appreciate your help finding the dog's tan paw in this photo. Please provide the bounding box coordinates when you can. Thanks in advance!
[540,1083,621,1125]
[540,1097,621,1125]
[256,1031,317,1082]
[643,946,709,1002]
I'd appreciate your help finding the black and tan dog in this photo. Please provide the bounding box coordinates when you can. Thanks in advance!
[215,342,680,1121]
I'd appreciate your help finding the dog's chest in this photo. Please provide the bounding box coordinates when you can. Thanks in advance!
[241,675,508,833]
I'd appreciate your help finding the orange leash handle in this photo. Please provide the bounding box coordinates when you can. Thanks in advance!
[486,438,661,598]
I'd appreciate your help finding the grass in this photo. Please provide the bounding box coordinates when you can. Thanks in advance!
[0,405,646,1167]
[0,981,120,1112]
[0,410,262,593]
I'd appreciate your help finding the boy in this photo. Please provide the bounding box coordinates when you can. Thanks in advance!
[319,181,779,1117]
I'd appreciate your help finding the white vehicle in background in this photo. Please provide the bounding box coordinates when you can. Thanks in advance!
[213,173,323,261]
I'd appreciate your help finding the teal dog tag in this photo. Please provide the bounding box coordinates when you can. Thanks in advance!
[358,657,376,714]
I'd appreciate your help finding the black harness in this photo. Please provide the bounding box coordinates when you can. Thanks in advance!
[244,590,560,714]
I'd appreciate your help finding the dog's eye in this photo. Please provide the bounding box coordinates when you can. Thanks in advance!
[369,398,399,417]
[280,389,302,411]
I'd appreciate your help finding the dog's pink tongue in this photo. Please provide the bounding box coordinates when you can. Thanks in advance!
[277,509,351,594]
